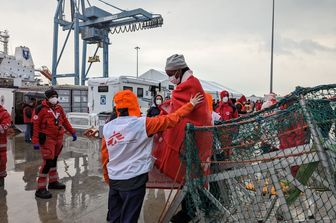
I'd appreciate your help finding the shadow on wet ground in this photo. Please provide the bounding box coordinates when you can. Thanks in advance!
[0,134,171,223]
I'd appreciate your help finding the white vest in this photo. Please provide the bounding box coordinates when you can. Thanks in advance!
[103,116,154,180]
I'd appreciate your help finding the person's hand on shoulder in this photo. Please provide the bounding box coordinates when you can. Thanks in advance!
[190,93,204,107]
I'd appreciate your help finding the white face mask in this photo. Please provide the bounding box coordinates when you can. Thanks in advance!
[222,97,229,103]
[169,75,180,85]
[48,97,58,105]
[155,100,162,105]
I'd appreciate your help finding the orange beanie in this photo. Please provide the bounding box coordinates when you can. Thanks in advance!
[114,90,141,117]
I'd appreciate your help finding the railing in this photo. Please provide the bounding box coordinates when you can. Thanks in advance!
[183,84,336,222]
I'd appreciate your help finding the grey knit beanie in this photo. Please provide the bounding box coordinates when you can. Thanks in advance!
[165,54,188,71]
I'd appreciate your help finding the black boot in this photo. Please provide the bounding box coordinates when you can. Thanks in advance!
[35,188,52,199]
[48,181,66,190]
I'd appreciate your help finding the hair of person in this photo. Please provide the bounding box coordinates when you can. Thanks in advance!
[117,108,129,116]
[181,67,190,74]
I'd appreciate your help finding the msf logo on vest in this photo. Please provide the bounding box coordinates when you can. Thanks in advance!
[107,131,124,146]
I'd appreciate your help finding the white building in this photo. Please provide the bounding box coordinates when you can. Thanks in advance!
[139,69,243,100]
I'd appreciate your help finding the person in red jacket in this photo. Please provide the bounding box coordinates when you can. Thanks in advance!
[215,90,238,121]
[215,90,238,158]
[278,100,310,176]
[255,99,263,111]
[153,54,212,183]
[23,98,36,143]
[0,105,11,187]
[32,88,77,199]
[153,54,212,222]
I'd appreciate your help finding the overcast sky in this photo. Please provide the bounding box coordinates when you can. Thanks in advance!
[1,0,335,96]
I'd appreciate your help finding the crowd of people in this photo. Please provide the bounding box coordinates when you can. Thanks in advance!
[0,53,335,223]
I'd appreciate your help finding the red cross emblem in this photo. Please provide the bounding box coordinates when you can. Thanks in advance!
[107,131,124,146]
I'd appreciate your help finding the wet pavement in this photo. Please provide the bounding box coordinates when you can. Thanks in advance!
[0,134,170,223]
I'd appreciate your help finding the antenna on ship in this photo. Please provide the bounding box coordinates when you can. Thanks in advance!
[51,0,163,86]
[0,30,9,54]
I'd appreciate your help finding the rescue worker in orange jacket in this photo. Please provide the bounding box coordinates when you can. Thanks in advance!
[23,98,36,143]
[101,90,204,223]
[0,105,11,187]
[32,88,77,199]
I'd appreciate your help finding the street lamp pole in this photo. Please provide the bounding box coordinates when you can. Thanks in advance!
[135,46,140,78]
[270,0,275,93]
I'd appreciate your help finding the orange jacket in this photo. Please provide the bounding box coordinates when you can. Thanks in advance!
[101,102,194,183]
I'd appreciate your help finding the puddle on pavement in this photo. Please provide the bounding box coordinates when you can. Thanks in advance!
[0,134,178,223]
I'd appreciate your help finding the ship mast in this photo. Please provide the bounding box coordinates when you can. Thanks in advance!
[0,30,9,54]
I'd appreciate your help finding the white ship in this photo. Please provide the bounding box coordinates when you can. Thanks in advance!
[0,30,39,87]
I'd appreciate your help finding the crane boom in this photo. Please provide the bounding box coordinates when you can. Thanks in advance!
[52,0,163,85]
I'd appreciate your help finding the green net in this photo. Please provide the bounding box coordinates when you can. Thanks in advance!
[183,84,336,222]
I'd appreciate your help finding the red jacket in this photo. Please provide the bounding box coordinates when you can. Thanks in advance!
[255,101,262,111]
[23,105,34,124]
[0,105,12,146]
[278,112,309,150]
[215,102,238,121]
[153,75,212,183]
[32,100,75,144]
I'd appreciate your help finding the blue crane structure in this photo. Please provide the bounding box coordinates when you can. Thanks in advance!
[52,0,163,85]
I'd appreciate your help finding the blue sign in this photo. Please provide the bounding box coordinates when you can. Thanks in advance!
[100,95,106,105]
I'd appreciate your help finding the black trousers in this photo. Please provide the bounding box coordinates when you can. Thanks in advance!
[108,183,146,223]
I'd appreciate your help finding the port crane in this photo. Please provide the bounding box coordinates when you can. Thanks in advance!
[52,0,163,85]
